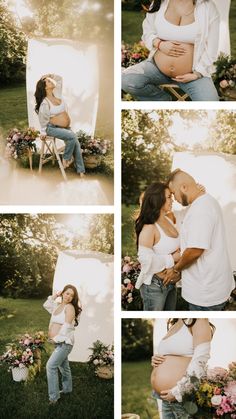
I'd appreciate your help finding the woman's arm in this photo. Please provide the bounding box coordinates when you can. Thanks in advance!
[135,225,175,289]
[161,319,212,402]
[38,101,50,136]
[43,294,58,314]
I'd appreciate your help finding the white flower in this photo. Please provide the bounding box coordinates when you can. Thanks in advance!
[123,278,131,284]
[93,359,99,365]
[128,293,132,297]
[19,363,25,368]
[211,395,222,406]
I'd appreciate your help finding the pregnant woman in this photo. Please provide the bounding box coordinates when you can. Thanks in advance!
[35,74,85,176]
[135,182,181,311]
[151,318,214,418]
[122,0,220,101]
[43,284,82,404]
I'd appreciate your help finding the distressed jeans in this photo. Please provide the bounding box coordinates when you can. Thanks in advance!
[140,274,177,311]
[46,343,73,402]
[122,59,219,101]
[46,123,85,173]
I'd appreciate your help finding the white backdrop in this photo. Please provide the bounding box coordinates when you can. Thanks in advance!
[153,318,236,368]
[26,38,99,135]
[172,151,236,271]
[213,0,231,55]
[53,250,114,362]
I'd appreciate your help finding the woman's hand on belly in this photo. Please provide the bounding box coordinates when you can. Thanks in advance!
[159,41,187,57]
[171,72,199,83]
[151,355,166,367]
[160,389,176,402]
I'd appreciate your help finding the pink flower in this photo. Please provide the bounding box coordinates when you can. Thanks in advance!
[24,339,30,345]
[132,53,141,59]
[220,79,229,89]
[224,381,236,403]
[214,387,222,395]
[207,367,229,381]
[122,264,132,273]
[127,283,134,291]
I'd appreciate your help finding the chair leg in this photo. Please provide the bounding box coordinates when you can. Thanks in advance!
[39,141,45,173]
[52,140,67,181]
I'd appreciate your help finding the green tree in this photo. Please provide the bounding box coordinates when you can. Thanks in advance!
[0,0,26,84]
[89,214,114,254]
[207,110,236,154]
[122,318,153,361]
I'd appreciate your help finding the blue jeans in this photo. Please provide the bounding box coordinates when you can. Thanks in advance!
[153,391,192,419]
[46,123,85,173]
[188,301,227,311]
[140,274,177,311]
[122,59,219,101]
[46,343,73,402]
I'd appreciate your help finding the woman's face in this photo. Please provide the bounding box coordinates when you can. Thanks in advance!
[162,188,173,213]
[62,288,74,304]
[44,77,56,90]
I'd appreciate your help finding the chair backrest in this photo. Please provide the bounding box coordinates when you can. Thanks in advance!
[213,0,231,56]
[26,38,99,136]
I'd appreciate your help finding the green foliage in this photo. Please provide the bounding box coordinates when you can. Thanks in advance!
[122,319,153,361]
[207,110,236,154]
[0,1,26,85]
[89,214,114,254]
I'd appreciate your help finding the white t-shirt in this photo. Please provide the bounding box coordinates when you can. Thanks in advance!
[180,194,234,306]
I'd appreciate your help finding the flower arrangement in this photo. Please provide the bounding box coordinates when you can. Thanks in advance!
[18,331,46,351]
[121,42,149,68]
[178,364,236,418]
[121,256,142,310]
[0,344,34,370]
[88,340,114,367]
[213,54,236,100]
[77,130,111,156]
[5,127,39,159]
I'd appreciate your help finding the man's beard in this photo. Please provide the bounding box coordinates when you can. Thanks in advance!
[181,192,189,207]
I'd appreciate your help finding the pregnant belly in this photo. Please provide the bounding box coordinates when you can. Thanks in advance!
[151,355,191,393]
[48,323,62,339]
[50,111,71,128]
[154,43,194,77]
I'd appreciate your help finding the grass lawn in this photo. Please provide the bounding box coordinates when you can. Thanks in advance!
[122,1,236,57]
[0,298,114,419]
[122,204,138,258]
[122,361,159,419]
[0,85,28,138]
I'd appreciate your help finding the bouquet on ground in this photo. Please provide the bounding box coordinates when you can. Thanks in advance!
[179,364,236,418]
[213,54,236,99]
[88,340,114,367]
[121,41,149,68]
[0,343,34,370]
[5,127,39,159]
[18,331,47,351]
[121,256,142,310]
[77,130,111,156]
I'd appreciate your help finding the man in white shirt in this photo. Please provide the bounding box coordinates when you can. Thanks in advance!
[164,169,234,311]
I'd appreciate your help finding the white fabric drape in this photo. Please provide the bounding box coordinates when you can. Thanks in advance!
[213,0,231,55]
[26,38,99,136]
[53,250,114,362]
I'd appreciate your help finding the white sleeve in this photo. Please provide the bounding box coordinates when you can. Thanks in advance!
[43,296,57,314]
[194,3,220,76]
[184,210,214,250]
[135,245,174,289]
[170,342,211,402]
[38,101,50,135]
[53,75,63,98]
[141,12,159,51]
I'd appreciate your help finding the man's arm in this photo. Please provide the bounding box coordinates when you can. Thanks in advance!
[162,248,204,286]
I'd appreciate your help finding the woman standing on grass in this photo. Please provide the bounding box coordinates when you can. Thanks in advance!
[35,73,85,177]
[122,0,220,101]
[43,284,82,404]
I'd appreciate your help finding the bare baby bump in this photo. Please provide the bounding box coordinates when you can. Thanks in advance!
[48,323,62,339]
[154,43,194,78]
[151,355,191,394]
[50,111,71,128]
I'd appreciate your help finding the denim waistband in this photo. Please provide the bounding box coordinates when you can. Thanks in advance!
[152,274,175,292]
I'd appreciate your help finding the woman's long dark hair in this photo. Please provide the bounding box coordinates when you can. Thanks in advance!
[144,0,203,14]
[135,182,167,248]
[62,284,82,327]
[34,78,47,114]
[167,318,216,335]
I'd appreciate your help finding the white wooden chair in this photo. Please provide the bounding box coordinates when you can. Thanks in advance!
[38,136,67,181]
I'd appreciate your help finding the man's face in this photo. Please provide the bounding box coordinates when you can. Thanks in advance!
[169,183,189,207]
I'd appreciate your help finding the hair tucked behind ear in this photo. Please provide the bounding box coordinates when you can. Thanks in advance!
[34,78,47,114]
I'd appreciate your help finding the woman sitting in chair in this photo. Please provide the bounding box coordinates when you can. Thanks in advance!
[35,74,85,177]
[122,0,220,101]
